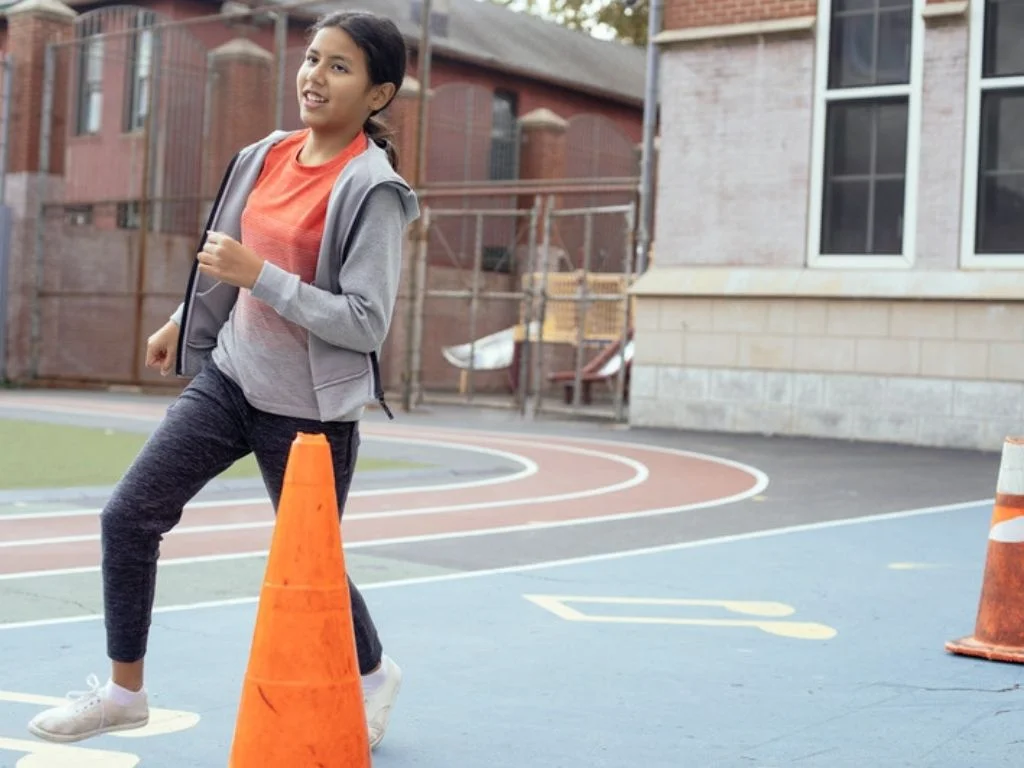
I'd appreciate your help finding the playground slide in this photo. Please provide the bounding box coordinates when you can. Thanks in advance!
[441,322,541,371]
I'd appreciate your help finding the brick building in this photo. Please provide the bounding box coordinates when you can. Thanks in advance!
[0,0,646,388]
[631,0,1024,452]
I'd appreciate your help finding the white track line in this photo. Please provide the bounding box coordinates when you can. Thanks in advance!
[0,465,764,580]
[0,435,539,522]
[0,425,770,583]
[0,498,991,631]
[1,425,758,523]
[0,400,165,423]
[0,442,649,549]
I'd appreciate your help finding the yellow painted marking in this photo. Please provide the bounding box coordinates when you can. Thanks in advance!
[0,737,140,767]
[524,594,837,640]
[0,690,200,738]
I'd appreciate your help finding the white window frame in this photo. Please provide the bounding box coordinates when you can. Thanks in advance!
[806,0,926,269]
[960,0,1024,269]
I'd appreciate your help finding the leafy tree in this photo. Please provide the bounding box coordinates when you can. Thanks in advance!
[494,0,649,46]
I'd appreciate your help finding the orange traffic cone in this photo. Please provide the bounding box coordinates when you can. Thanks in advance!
[228,432,370,766]
[946,436,1024,664]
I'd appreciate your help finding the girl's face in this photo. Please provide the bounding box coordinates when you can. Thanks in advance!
[296,27,393,134]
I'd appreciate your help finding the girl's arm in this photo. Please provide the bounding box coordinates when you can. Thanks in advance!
[250,185,408,353]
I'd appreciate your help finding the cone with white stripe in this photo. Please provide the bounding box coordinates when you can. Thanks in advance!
[947,436,1024,663]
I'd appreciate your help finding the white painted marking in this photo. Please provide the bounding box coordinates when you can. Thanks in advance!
[0,435,540,522]
[887,562,944,570]
[0,498,989,631]
[523,594,837,640]
[0,443,648,549]
[0,737,139,767]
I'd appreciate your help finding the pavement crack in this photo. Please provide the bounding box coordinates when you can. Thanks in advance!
[915,708,1010,760]
[868,682,1021,694]
[3,587,95,614]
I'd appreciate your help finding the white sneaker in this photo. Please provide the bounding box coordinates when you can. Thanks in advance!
[27,674,150,743]
[364,655,402,750]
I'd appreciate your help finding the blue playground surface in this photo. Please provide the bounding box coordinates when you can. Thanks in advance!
[2,500,1022,767]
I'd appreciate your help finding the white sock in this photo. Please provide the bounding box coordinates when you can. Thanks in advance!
[361,659,388,696]
[105,679,145,706]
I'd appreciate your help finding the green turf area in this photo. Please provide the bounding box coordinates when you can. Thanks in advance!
[0,418,425,490]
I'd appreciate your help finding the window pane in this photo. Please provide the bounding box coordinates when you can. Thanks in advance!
[977,174,1024,253]
[138,30,153,78]
[835,0,872,10]
[872,179,905,254]
[823,180,870,253]
[977,89,1024,253]
[87,40,103,82]
[983,0,1024,78]
[876,9,911,84]
[88,90,102,134]
[829,12,875,88]
[829,1,913,89]
[827,103,873,175]
[979,91,1024,173]
[821,98,908,255]
[875,101,908,174]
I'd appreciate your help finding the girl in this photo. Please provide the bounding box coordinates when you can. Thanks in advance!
[27,10,418,752]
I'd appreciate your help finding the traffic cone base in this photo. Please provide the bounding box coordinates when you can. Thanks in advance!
[945,635,1024,664]
[229,432,370,767]
[947,437,1024,665]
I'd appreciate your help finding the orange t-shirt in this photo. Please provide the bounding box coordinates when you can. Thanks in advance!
[213,129,368,418]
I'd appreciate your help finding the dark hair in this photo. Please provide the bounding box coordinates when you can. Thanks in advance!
[310,11,407,169]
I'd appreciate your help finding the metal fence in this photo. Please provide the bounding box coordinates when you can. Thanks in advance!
[15,0,643,408]
[0,52,14,383]
[407,183,637,421]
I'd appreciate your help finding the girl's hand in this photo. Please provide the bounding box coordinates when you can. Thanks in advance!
[197,231,265,290]
[145,320,179,377]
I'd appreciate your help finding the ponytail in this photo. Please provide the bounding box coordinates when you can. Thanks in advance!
[364,114,399,170]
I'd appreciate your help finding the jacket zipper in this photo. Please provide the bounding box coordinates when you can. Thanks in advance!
[175,152,241,376]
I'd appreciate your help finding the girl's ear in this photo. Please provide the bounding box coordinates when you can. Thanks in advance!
[369,82,396,113]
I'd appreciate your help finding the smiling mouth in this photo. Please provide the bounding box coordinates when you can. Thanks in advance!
[302,90,327,105]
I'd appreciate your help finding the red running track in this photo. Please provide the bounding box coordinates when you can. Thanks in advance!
[0,397,769,579]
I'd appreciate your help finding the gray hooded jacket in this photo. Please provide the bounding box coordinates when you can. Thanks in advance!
[172,130,420,421]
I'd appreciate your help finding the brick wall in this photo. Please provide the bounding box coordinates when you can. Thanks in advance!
[664,0,816,31]
[55,6,644,224]
[34,223,195,383]
[631,296,1024,451]
[7,5,74,174]
[654,33,814,267]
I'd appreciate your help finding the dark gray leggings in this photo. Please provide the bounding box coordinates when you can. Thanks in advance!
[100,361,383,673]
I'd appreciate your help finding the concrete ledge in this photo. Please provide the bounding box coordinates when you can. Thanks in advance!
[922,1,968,21]
[3,0,75,19]
[630,267,1024,302]
[210,38,273,63]
[654,16,816,48]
